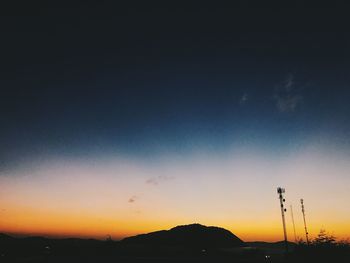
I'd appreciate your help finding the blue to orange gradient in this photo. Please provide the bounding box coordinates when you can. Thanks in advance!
[1,3,350,244]
[1,140,349,241]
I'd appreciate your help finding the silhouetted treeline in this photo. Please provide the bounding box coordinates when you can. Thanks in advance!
[288,230,350,263]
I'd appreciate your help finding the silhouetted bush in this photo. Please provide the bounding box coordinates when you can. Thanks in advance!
[291,229,350,263]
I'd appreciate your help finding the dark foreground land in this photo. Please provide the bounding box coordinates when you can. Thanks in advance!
[1,225,349,262]
[1,239,349,263]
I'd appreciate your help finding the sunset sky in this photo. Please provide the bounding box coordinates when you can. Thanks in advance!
[1,3,349,242]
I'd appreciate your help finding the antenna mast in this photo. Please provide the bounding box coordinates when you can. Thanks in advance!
[277,187,288,253]
[290,205,297,243]
[300,199,309,245]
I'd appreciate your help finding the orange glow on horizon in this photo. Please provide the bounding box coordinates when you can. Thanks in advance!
[1,207,350,242]
[1,146,350,242]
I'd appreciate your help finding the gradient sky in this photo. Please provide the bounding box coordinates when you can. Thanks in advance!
[1,3,350,241]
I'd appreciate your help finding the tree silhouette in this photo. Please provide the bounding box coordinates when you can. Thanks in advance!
[312,229,336,247]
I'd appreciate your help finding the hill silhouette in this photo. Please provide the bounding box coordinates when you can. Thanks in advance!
[122,223,244,248]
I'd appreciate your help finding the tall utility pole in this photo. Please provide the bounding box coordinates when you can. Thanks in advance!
[300,199,309,245]
[290,205,297,243]
[277,187,288,253]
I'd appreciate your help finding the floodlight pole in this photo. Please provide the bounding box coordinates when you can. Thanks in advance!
[277,187,288,253]
[290,205,297,243]
[300,199,309,245]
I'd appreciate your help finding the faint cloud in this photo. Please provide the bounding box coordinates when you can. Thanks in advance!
[128,195,138,203]
[146,175,173,186]
[239,93,248,105]
[274,74,303,112]
[284,73,294,91]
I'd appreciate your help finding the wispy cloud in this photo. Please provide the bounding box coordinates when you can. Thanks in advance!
[128,195,138,203]
[239,92,248,105]
[274,74,303,112]
[146,175,173,186]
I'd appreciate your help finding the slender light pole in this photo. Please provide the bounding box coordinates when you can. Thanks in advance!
[300,199,309,245]
[290,205,297,243]
[277,187,288,253]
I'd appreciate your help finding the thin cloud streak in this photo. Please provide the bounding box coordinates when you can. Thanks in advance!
[239,93,248,105]
[146,175,173,186]
[128,195,138,203]
[274,74,303,112]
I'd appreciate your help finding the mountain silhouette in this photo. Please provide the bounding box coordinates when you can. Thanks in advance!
[122,223,244,248]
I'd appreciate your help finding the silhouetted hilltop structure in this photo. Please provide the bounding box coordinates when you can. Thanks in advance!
[122,223,244,248]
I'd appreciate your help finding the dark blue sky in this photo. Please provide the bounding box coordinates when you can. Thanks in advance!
[1,3,350,171]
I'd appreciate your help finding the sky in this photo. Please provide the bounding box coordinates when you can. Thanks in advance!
[0,3,350,241]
